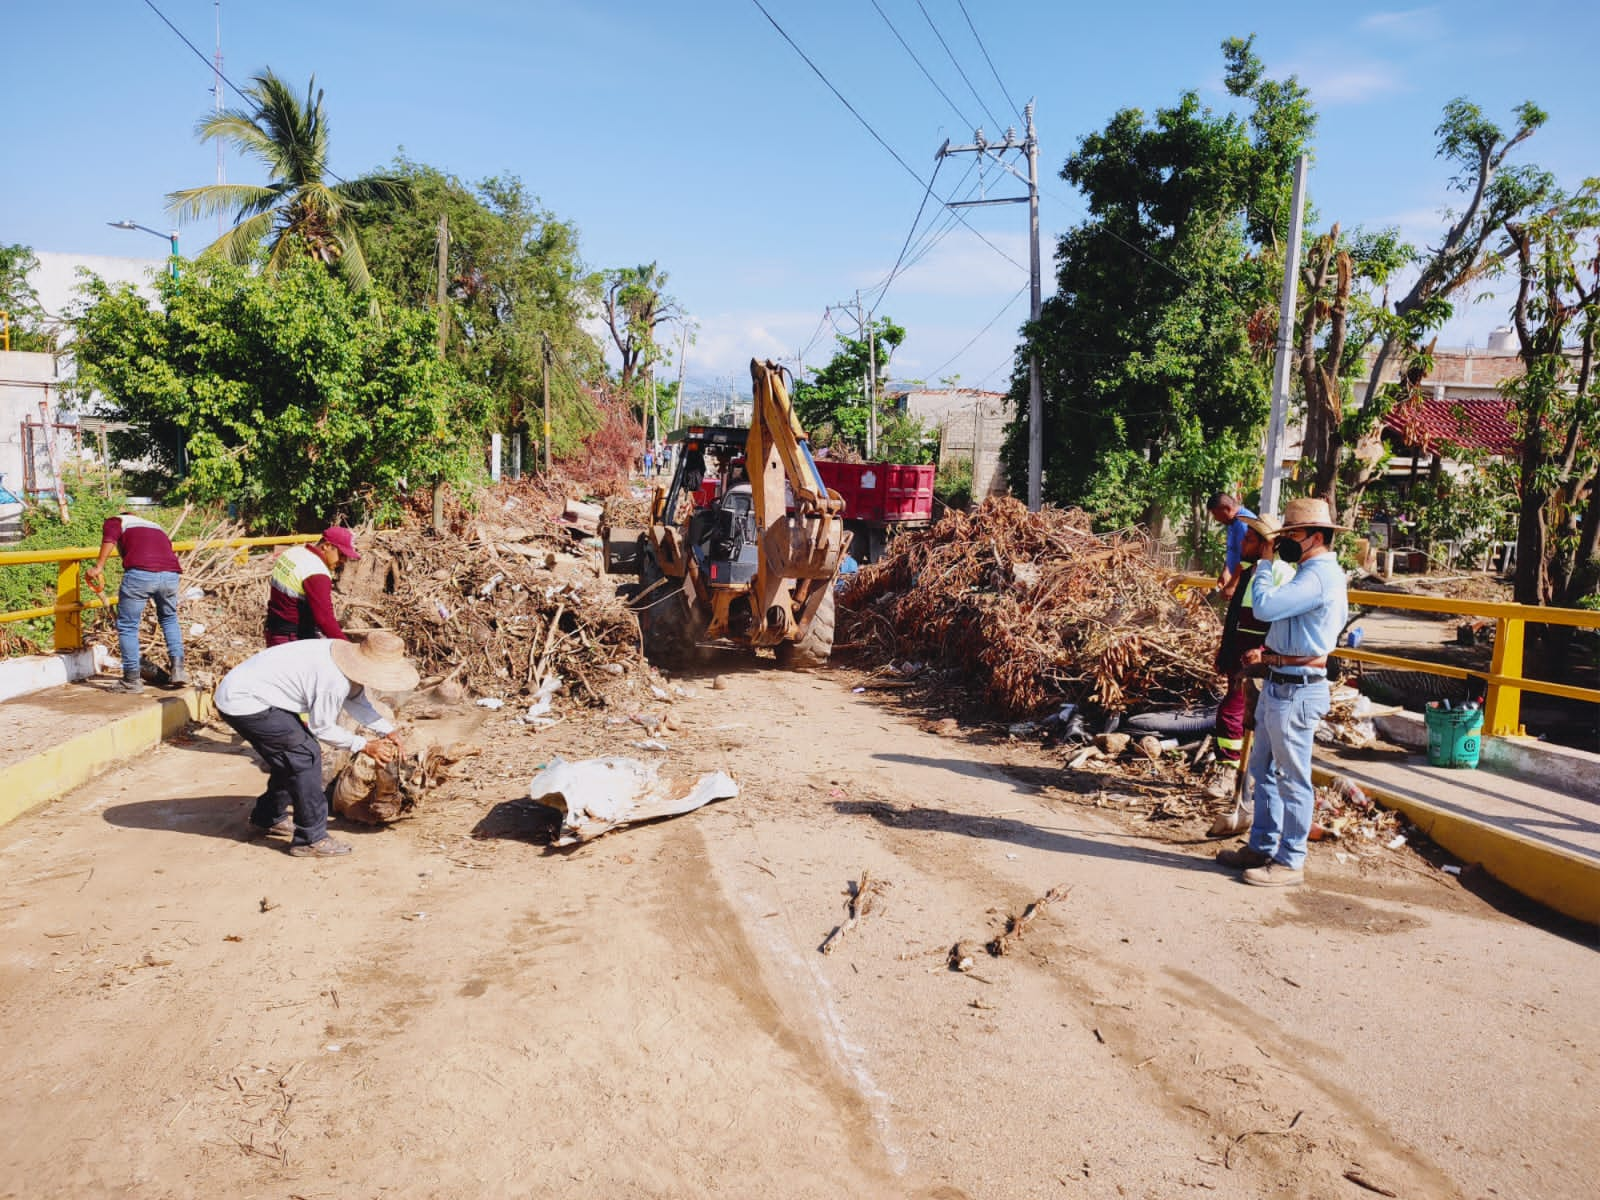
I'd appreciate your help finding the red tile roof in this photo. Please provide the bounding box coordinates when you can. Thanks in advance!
[1382,395,1518,457]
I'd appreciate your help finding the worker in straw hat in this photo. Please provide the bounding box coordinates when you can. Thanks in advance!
[1215,497,1350,888]
[215,631,419,858]
[1203,512,1293,811]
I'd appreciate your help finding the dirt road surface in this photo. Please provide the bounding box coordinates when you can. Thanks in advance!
[2,662,1596,1199]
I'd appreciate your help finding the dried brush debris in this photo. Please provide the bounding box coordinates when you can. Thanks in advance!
[841,497,1220,719]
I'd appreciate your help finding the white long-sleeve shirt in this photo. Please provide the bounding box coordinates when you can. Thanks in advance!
[215,638,395,753]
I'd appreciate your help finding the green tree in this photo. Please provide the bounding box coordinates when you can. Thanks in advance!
[1334,98,1551,519]
[604,263,682,396]
[350,157,605,458]
[166,70,405,293]
[1501,178,1600,608]
[1007,36,1314,535]
[0,243,61,352]
[71,256,489,529]
[792,316,913,456]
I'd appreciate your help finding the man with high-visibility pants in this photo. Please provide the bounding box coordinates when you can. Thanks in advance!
[265,527,360,645]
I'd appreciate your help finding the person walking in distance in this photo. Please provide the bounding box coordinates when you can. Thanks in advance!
[265,527,361,645]
[215,631,417,858]
[1207,492,1257,601]
[1204,513,1292,809]
[1216,498,1350,887]
[86,512,186,694]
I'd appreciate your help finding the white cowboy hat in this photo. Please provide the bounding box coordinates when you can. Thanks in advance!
[1276,497,1353,533]
[330,629,420,693]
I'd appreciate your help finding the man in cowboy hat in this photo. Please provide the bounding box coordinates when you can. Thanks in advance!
[264,526,362,646]
[215,630,418,858]
[1215,497,1349,887]
[1204,512,1293,807]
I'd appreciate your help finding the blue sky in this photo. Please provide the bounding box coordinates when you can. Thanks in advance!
[4,1,1596,399]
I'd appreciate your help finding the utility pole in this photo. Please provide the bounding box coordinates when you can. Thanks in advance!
[1260,154,1309,516]
[542,333,552,473]
[938,101,1044,510]
[434,213,449,355]
[432,210,450,533]
[672,325,688,431]
[214,0,225,238]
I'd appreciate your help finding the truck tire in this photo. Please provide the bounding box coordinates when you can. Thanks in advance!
[636,550,703,666]
[776,587,835,670]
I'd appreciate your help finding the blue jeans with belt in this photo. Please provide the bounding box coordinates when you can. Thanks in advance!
[1246,676,1330,870]
[117,569,183,677]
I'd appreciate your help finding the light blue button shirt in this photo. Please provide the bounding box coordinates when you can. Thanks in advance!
[1252,552,1348,666]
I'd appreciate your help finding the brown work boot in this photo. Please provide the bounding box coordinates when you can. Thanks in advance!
[1202,764,1239,800]
[288,837,352,858]
[248,816,294,838]
[1243,863,1304,888]
[1215,845,1272,869]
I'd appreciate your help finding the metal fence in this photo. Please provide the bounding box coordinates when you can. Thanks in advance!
[0,535,317,652]
[1176,575,1600,738]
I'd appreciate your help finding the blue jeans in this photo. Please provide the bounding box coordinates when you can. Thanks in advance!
[117,569,183,676]
[1246,678,1330,870]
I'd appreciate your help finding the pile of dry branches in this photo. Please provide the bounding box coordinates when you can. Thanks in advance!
[841,497,1220,718]
[160,500,646,708]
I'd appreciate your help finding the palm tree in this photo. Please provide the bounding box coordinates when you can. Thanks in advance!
[166,70,404,293]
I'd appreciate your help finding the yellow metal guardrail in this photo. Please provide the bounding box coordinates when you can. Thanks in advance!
[1174,574,1600,738]
[0,535,317,653]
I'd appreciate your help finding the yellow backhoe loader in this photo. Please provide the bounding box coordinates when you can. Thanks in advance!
[602,358,847,667]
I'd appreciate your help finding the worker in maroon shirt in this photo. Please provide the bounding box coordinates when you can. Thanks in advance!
[86,513,186,694]
[264,527,361,645]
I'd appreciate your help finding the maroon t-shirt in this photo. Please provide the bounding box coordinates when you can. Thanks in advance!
[102,516,182,574]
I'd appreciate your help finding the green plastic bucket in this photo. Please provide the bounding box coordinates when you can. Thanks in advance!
[1425,702,1484,769]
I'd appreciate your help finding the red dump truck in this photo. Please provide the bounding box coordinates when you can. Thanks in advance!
[685,442,935,564]
[814,460,936,563]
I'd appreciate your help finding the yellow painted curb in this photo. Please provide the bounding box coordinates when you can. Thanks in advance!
[1313,765,1600,926]
[0,689,210,830]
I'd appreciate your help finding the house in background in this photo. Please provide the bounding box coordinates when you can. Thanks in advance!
[889,386,1010,500]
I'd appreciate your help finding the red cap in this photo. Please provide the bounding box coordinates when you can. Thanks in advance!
[320,526,361,560]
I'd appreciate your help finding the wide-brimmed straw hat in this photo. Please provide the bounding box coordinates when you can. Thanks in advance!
[1276,497,1352,533]
[330,630,419,692]
[1242,512,1282,540]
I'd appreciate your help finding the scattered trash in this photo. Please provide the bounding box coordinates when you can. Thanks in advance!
[851,686,866,694]
[528,756,739,845]
[949,941,977,973]
[1386,834,1408,851]
[988,885,1070,956]
[1094,732,1131,757]
[258,897,279,913]
[631,739,669,752]
[188,622,207,637]
[475,697,504,710]
[1441,864,1462,876]
[820,870,887,955]
[182,586,205,600]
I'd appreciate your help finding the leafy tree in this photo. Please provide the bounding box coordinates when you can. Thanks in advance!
[1006,36,1313,537]
[1293,224,1410,506]
[350,157,605,457]
[0,243,60,352]
[71,256,489,529]
[603,263,682,396]
[166,70,406,293]
[1333,99,1551,519]
[1501,179,1600,608]
[792,316,914,456]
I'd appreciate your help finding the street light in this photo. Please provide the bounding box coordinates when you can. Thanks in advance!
[108,220,180,282]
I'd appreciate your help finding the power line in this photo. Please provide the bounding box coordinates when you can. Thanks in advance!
[867,0,975,132]
[913,0,1004,134]
[924,283,1030,382]
[954,0,1025,129]
[747,0,1025,275]
[140,0,251,102]
[866,155,944,312]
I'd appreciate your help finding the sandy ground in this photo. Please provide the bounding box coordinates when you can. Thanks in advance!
[2,658,1597,1199]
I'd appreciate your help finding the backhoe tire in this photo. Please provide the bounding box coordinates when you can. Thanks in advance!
[636,550,702,667]
[776,587,835,670]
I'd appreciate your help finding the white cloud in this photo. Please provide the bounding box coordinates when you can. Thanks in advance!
[1358,7,1443,37]
[1291,60,1408,105]
[851,229,1032,300]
